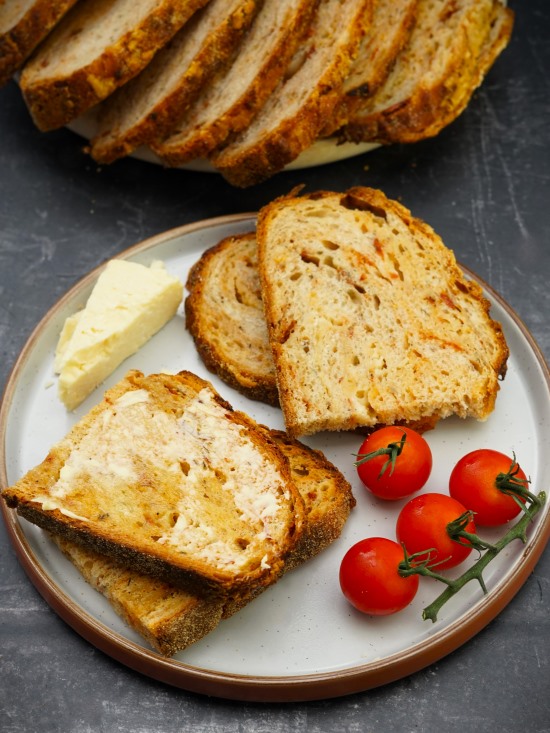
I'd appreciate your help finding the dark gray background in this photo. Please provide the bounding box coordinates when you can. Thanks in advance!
[1,1,549,731]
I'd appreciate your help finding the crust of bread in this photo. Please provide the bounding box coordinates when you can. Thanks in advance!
[341,0,512,144]
[50,426,354,654]
[211,0,373,187]
[2,369,305,598]
[89,0,261,164]
[0,0,79,87]
[256,186,509,437]
[152,0,319,167]
[321,0,419,137]
[185,231,278,406]
[20,0,211,131]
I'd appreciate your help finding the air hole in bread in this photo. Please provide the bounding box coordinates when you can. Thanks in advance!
[347,289,361,303]
[324,256,337,268]
[389,254,404,281]
[322,240,340,250]
[293,466,310,477]
[356,389,366,399]
[290,271,302,281]
[352,355,360,366]
[235,538,250,550]
[180,460,190,476]
[301,252,320,266]
[373,294,381,310]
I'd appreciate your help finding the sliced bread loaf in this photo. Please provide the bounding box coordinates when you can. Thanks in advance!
[51,428,354,655]
[0,0,79,87]
[2,369,305,598]
[19,0,211,131]
[185,231,278,407]
[152,0,318,167]
[340,0,510,144]
[256,186,509,437]
[89,0,261,164]
[212,0,373,187]
[321,0,418,137]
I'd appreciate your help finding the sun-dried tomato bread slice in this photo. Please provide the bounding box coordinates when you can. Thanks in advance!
[50,428,354,655]
[152,0,318,167]
[340,0,512,144]
[185,231,278,406]
[89,0,261,164]
[0,0,79,87]
[256,187,509,438]
[212,0,373,187]
[19,0,211,131]
[321,0,418,137]
[2,370,305,598]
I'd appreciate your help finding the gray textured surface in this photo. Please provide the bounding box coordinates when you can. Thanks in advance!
[1,1,549,730]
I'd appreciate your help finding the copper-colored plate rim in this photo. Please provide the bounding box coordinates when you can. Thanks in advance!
[1,213,549,703]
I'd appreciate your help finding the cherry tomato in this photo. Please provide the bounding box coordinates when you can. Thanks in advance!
[449,449,529,526]
[396,493,476,570]
[339,537,419,615]
[355,426,432,500]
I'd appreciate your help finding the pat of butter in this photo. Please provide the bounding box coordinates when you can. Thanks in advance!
[55,259,183,411]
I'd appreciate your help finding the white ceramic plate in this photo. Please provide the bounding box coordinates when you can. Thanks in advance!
[2,214,549,702]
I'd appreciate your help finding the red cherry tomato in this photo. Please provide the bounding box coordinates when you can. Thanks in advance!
[339,537,419,615]
[396,493,476,570]
[449,449,529,526]
[355,426,432,500]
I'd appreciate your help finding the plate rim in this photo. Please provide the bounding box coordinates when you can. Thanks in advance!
[2,213,550,702]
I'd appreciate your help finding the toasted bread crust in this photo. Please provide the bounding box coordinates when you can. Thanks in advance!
[256,186,509,437]
[2,369,305,598]
[185,231,279,406]
[212,0,373,187]
[89,0,261,164]
[0,0,79,87]
[20,0,211,131]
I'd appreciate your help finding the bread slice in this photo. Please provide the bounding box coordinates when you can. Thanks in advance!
[321,0,419,137]
[88,0,261,164]
[256,186,509,438]
[340,0,512,144]
[19,0,211,131]
[212,0,373,187]
[50,428,354,655]
[185,231,278,407]
[2,370,305,598]
[152,0,318,167]
[405,2,514,142]
[0,0,79,88]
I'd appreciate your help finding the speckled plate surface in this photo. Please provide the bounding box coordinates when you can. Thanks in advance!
[1,214,549,702]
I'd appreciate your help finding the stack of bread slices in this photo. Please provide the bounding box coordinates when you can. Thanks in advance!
[1,0,514,186]
[186,186,509,436]
[2,369,355,655]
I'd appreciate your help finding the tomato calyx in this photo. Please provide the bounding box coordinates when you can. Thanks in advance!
[355,432,407,479]
[397,488,546,623]
[495,454,536,513]
[445,511,496,553]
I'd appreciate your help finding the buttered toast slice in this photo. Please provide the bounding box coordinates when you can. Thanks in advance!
[51,429,354,655]
[2,370,305,598]
[185,231,278,406]
[256,186,509,437]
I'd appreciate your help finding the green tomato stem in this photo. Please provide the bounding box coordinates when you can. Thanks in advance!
[354,432,407,479]
[400,489,546,623]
